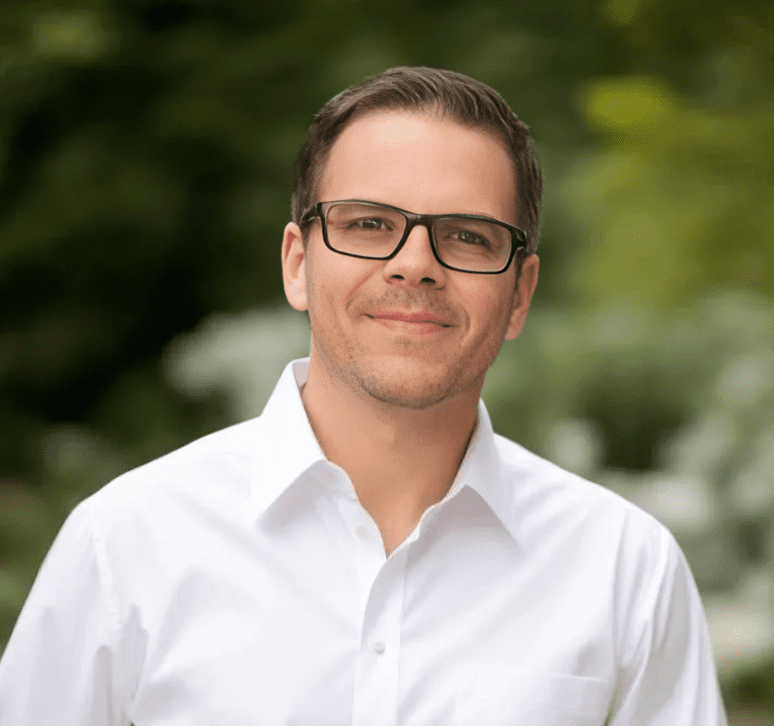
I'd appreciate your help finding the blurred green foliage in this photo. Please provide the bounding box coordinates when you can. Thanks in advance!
[1,0,773,719]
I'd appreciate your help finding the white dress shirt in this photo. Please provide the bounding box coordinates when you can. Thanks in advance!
[0,358,728,725]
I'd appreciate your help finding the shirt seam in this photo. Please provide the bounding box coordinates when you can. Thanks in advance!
[621,522,671,667]
[84,496,127,711]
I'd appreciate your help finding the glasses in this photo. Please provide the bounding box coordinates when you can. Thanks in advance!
[302,200,526,274]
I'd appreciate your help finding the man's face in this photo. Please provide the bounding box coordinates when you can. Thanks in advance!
[282,110,538,409]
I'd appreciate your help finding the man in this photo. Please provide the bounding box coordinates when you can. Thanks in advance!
[0,67,727,725]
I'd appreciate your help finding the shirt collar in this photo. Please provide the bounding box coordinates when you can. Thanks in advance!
[450,400,519,543]
[250,358,329,520]
[251,358,518,543]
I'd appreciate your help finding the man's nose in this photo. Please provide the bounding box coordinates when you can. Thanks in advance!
[381,224,446,287]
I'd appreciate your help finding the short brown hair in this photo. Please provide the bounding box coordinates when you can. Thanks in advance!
[292,66,543,255]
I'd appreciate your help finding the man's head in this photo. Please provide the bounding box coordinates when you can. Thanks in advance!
[282,67,541,410]
[292,66,542,255]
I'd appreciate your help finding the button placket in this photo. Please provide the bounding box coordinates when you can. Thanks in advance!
[351,546,408,726]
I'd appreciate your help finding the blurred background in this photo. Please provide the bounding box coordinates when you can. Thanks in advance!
[0,0,772,722]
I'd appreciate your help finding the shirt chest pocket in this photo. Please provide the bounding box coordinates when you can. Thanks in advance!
[453,665,610,726]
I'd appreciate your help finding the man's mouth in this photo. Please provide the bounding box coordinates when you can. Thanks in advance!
[368,310,451,326]
[367,310,452,335]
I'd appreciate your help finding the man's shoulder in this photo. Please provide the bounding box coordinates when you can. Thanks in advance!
[491,432,670,548]
[88,416,270,516]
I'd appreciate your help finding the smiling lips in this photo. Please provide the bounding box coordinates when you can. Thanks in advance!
[368,310,451,335]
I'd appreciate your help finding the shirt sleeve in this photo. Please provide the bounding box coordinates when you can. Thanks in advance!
[608,526,729,726]
[0,498,129,726]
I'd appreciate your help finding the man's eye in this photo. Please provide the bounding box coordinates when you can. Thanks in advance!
[456,229,489,247]
[354,217,390,231]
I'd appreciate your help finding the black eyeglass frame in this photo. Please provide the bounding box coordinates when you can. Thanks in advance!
[301,199,527,275]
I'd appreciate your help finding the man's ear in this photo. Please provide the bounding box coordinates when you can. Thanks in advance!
[504,253,539,341]
[282,222,309,312]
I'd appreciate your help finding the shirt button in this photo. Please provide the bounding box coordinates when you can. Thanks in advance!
[373,641,386,654]
[355,524,370,539]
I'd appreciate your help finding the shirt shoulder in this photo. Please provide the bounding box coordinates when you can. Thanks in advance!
[490,434,698,669]
[86,416,268,523]
[492,432,672,557]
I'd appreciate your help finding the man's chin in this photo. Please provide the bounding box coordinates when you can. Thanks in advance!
[350,367,469,410]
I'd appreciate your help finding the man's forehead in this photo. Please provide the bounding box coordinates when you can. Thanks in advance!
[333,106,507,153]
[318,109,518,221]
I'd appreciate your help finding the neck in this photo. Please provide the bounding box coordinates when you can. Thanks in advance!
[300,354,480,553]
